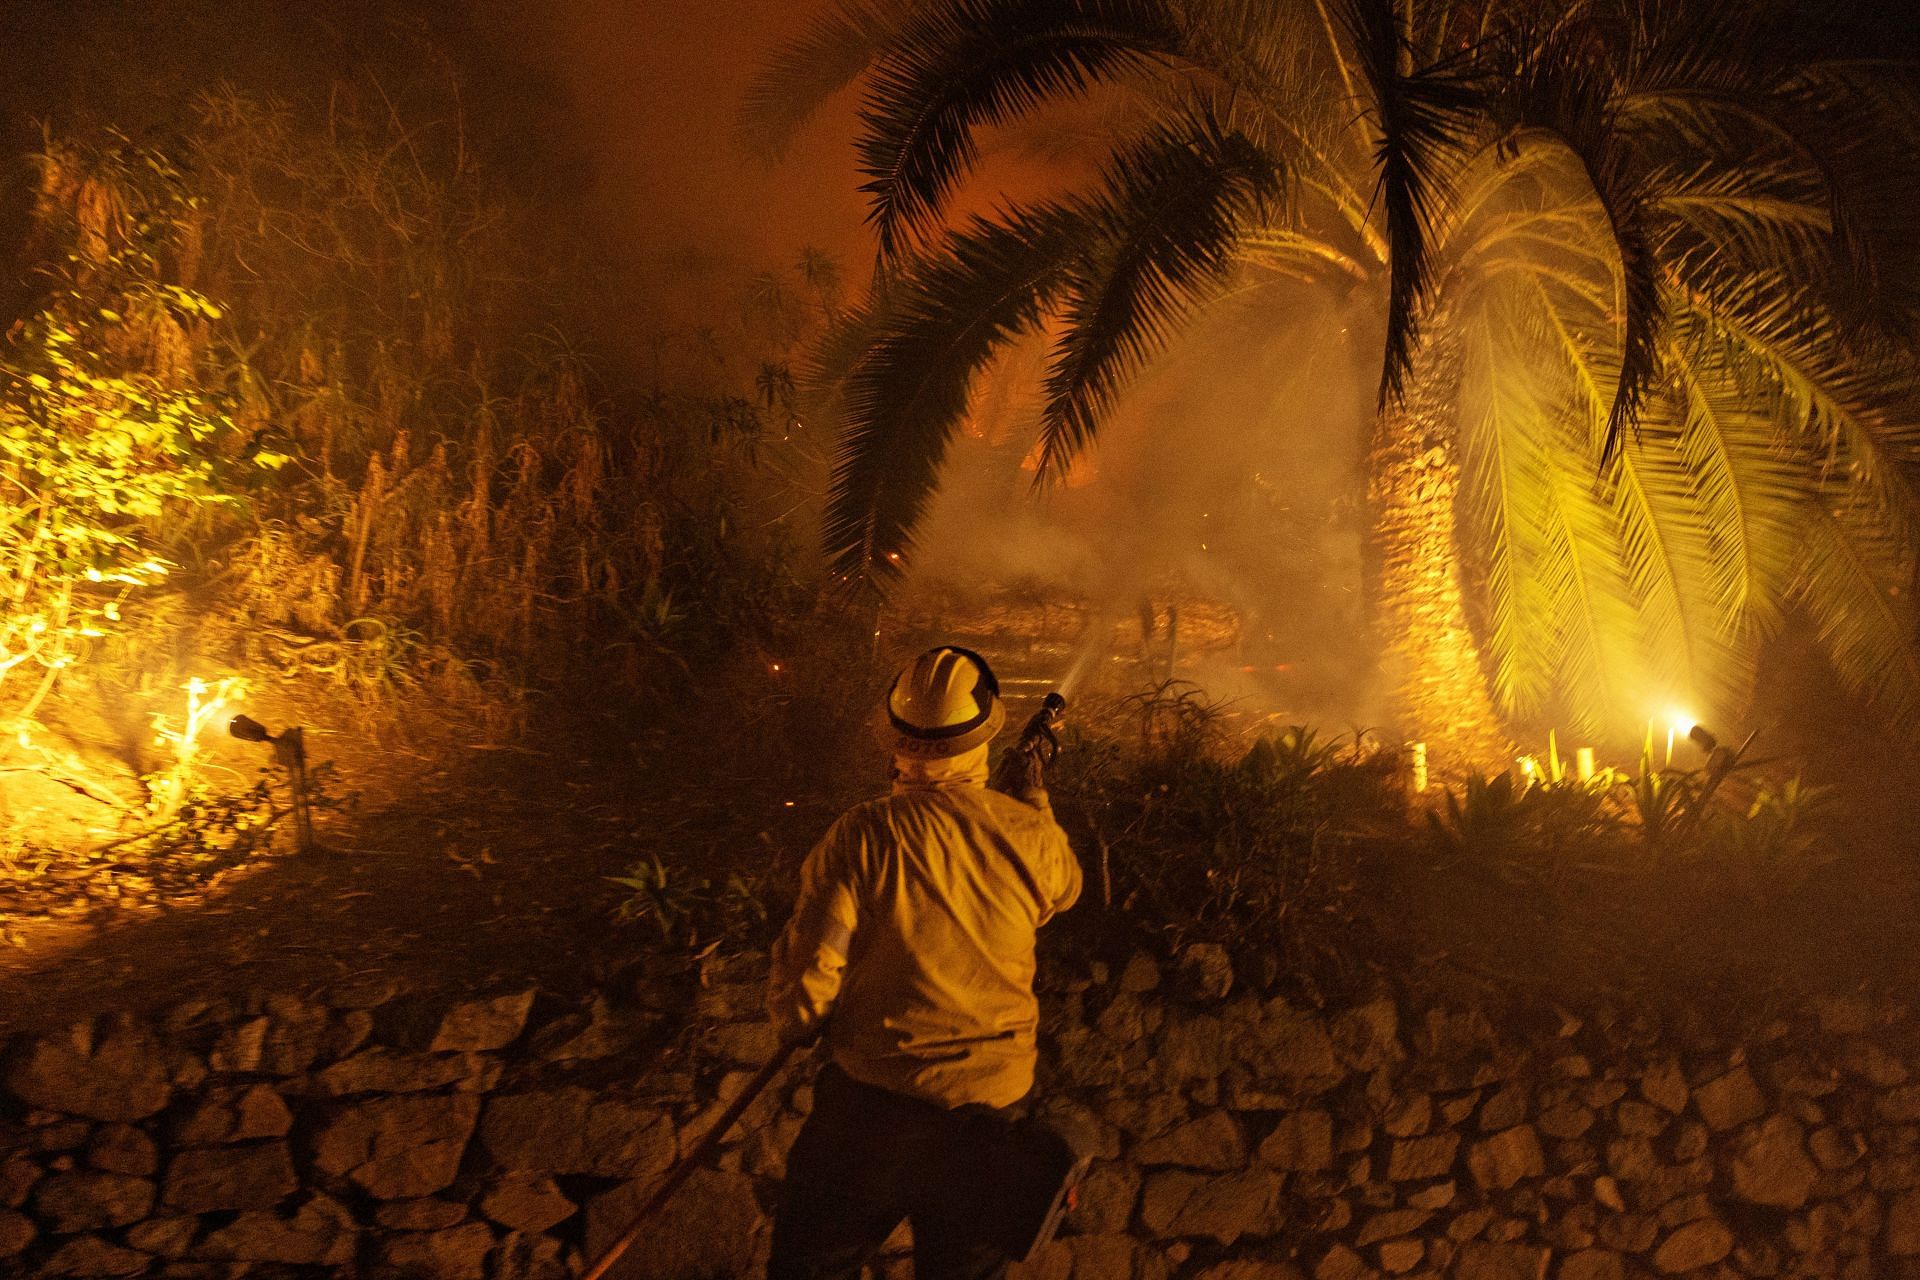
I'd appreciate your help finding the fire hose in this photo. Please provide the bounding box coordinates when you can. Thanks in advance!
[580,690,1074,1280]
[581,1039,797,1280]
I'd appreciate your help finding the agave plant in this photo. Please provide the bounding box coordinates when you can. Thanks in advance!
[750,0,1920,762]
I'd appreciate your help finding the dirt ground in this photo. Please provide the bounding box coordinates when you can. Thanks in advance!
[0,671,831,1037]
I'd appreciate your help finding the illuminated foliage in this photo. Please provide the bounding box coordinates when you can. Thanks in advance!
[763,0,1920,740]
[0,318,222,712]
[0,136,273,725]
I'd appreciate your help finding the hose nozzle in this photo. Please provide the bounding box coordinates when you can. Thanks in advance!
[994,691,1068,797]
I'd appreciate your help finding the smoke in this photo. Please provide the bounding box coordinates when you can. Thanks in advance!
[9,0,1919,778]
[451,0,873,331]
[446,2,1387,719]
[453,1,1095,333]
[901,279,1384,723]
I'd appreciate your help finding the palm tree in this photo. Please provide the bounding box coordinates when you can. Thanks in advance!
[749,0,1920,766]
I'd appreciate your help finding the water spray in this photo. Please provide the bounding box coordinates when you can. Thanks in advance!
[1057,647,1095,700]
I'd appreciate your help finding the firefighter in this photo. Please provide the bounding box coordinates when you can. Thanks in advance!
[766,645,1082,1280]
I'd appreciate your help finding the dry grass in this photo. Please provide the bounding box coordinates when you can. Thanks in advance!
[86,87,807,695]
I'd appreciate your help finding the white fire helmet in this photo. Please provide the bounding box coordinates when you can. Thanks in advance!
[875,645,1007,758]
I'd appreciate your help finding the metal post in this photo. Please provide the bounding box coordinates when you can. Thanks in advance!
[274,727,316,856]
[230,716,319,855]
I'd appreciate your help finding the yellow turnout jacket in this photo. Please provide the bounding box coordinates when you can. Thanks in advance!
[767,752,1081,1109]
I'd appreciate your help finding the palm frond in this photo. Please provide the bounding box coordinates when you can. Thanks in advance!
[1180,0,1379,233]
[740,1,922,161]
[1662,323,1803,640]
[1478,258,1613,314]
[1608,408,1746,712]
[1616,10,1920,337]
[1610,0,1805,101]
[1670,265,1920,554]
[1535,419,1653,736]
[1236,229,1370,287]
[824,203,1087,579]
[856,0,1181,263]
[1461,270,1715,732]
[1304,0,1363,105]
[1508,265,1705,704]
[1457,314,1559,720]
[799,303,889,420]
[1033,115,1282,482]
[1337,0,1480,407]
[1781,64,1920,336]
[1487,31,1662,462]
[1623,85,1868,291]
[979,84,1160,167]
[1231,103,1386,265]
[1647,163,1831,277]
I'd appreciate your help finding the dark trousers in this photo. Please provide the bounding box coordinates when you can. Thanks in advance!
[768,1064,1022,1280]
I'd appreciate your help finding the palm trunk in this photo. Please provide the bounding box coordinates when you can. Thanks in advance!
[1363,356,1510,778]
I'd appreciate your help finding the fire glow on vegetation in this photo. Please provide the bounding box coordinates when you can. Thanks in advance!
[2,139,284,741]
[145,676,249,820]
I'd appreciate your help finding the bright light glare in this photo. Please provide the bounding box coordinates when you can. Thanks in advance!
[1667,707,1698,735]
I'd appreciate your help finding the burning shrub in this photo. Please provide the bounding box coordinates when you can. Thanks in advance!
[175,86,819,715]
[0,80,829,907]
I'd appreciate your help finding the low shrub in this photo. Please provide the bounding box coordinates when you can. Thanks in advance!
[1048,683,1403,964]
[1428,749,1840,900]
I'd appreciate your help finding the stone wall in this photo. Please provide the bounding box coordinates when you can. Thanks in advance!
[1025,950,1920,1280]
[2,948,1918,1279]
[0,960,783,1279]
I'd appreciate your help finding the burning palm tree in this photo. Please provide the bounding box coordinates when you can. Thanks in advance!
[751,0,1920,764]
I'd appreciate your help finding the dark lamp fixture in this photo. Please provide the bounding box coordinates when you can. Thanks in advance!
[226,714,316,854]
